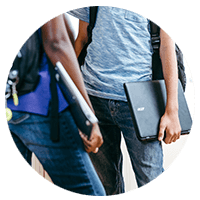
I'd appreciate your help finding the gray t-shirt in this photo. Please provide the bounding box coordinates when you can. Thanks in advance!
[68,7,153,101]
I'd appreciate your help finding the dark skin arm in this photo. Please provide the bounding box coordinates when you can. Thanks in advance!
[74,20,89,57]
[41,14,103,153]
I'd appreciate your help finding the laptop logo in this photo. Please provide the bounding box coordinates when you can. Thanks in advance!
[137,107,145,111]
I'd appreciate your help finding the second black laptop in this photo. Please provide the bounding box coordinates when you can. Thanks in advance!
[124,80,192,141]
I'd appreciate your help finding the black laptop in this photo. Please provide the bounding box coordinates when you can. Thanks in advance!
[124,80,192,141]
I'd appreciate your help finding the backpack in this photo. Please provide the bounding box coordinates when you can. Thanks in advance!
[6,30,60,142]
[78,6,186,91]
[150,21,186,91]
[6,30,42,99]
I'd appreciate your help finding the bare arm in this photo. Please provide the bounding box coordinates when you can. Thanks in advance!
[41,15,93,111]
[41,14,103,152]
[158,29,181,144]
[74,20,89,57]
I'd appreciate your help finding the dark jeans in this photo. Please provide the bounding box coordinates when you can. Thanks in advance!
[89,95,164,195]
[8,108,105,196]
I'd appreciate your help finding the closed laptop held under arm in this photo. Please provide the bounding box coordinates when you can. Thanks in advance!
[124,80,192,141]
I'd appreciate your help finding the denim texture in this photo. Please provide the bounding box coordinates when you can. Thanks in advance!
[8,108,106,196]
[89,95,164,195]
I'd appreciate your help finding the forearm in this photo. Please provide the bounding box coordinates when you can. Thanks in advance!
[158,29,181,143]
[160,29,179,112]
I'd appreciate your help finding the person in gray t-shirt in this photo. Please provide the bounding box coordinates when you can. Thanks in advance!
[69,6,181,195]
[70,7,152,101]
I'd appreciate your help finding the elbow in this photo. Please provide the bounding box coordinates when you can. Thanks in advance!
[80,35,88,46]
[159,29,175,58]
[159,42,175,61]
[76,35,88,48]
[43,36,70,54]
[49,39,62,52]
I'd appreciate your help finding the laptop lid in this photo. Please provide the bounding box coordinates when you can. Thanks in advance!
[124,80,192,141]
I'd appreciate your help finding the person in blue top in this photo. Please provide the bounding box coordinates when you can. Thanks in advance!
[7,14,106,196]
[68,6,181,195]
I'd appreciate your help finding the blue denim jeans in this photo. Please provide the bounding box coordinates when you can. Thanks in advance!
[89,95,164,195]
[8,107,106,196]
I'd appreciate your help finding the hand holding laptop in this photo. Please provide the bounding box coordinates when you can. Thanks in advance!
[55,61,103,153]
[158,108,181,144]
[124,80,192,142]
[79,123,103,153]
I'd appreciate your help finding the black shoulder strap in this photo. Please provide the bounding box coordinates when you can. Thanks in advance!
[47,57,60,142]
[150,21,164,80]
[150,21,160,53]
[87,6,98,43]
[78,6,98,66]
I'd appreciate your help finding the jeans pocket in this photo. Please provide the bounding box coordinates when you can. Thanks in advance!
[9,112,30,125]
